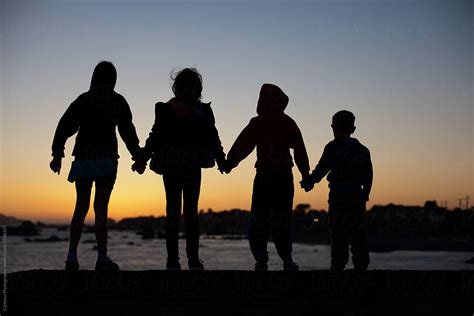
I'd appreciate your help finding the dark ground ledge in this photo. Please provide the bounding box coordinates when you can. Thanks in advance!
[2,270,474,316]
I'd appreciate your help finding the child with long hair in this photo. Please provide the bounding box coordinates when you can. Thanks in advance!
[50,61,141,271]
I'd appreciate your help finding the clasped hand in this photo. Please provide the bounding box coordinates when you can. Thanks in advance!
[132,159,147,174]
[217,158,232,174]
[300,175,315,192]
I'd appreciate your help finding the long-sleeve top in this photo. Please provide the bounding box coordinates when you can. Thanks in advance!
[226,114,310,176]
[226,83,310,176]
[51,88,141,159]
[142,98,225,166]
[310,137,373,199]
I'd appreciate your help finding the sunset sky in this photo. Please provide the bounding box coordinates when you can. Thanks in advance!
[1,0,472,223]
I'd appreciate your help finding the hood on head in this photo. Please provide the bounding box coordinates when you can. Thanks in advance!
[90,61,117,89]
[256,83,288,116]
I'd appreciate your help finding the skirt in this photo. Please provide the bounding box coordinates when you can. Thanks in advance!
[67,158,118,183]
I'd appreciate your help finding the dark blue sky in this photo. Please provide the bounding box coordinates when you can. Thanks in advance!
[1,0,472,221]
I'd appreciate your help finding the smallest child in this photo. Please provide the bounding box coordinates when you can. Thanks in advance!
[301,110,373,271]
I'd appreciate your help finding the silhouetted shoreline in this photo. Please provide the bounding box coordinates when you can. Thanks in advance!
[4,270,473,315]
[3,201,473,253]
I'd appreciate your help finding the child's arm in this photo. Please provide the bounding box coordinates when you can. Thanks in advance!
[289,121,310,178]
[50,96,82,174]
[117,97,141,160]
[142,103,164,163]
[309,143,332,184]
[226,118,257,172]
[362,150,373,201]
[204,104,226,169]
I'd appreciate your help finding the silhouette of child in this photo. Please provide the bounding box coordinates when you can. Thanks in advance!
[225,83,310,271]
[50,61,141,271]
[134,68,226,270]
[300,110,373,271]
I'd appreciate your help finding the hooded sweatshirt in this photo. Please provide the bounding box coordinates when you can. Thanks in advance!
[51,64,140,159]
[226,84,310,175]
[310,137,373,199]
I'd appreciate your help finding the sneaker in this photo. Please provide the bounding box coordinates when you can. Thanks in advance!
[95,257,120,271]
[65,259,79,271]
[283,261,299,271]
[166,258,182,271]
[188,258,204,271]
[254,262,268,272]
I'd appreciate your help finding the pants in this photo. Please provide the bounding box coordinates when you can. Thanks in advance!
[162,165,201,261]
[328,191,370,270]
[248,168,294,264]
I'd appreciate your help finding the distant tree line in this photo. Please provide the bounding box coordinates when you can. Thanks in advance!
[109,201,473,244]
[4,201,473,250]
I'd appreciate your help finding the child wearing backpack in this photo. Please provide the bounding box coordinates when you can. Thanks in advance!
[133,68,226,270]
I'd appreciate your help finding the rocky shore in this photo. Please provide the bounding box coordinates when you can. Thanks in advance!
[3,270,473,315]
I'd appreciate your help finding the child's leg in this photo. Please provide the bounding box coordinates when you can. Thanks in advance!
[351,228,370,270]
[182,166,201,261]
[68,180,93,260]
[350,200,370,270]
[330,227,350,270]
[328,195,350,270]
[93,178,114,261]
[270,170,295,263]
[163,168,183,261]
[248,171,272,264]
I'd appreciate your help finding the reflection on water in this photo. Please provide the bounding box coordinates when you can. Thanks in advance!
[6,228,474,272]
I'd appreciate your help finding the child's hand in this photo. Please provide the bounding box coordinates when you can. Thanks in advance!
[217,158,232,174]
[300,181,314,192]
[132,159,147,175]
[300,176,314,192]
[223,165,233,174]
[50,157,62,175]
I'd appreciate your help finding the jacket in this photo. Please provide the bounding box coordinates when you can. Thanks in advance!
[142,98,225,171]
[310,137,373,199]
[51,88,141,160]
[226,84,310,176]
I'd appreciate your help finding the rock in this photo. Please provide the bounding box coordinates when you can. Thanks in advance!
[3,270,474,316]
[7,221,39,236]
[0,214,22,226]
[32,235,68,242]
[140,227,155,239]
[465,257,474,264]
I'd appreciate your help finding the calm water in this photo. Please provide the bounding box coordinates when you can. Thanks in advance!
[5,228,474,272]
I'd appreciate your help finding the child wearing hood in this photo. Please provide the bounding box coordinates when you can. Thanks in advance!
[225,83,310,271]
[300,110,373,271]
[50,61,141,271]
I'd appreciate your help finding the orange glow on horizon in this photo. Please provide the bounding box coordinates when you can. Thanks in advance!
[2,147,471,224]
